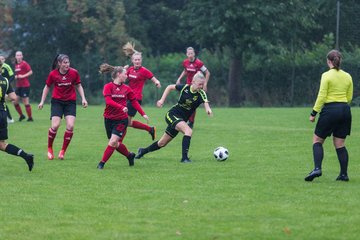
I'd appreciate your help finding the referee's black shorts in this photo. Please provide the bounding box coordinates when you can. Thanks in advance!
[315,102,351,139]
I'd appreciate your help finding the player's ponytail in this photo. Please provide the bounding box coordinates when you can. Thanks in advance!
[122,41,142,60]
[52,54,69,70]
[99,63,124,80]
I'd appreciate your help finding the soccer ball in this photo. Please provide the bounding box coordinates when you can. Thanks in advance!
[213,147,229,161]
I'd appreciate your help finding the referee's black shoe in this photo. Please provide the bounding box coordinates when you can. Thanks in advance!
[304,168,322,181]
[336,174,349,182]
[127,152,135,166]
[180,158,192,163]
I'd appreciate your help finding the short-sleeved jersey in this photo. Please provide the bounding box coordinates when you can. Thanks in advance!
[170,84,209,121]
[14,60,32,87]
[46,68,81,101]
[1,63,15,81]
[126,66,154,100]
[0,75,14,111]
[103,82,137,120]
[183,58,207,84]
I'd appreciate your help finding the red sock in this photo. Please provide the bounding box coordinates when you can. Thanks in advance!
[188,111,196,123]
[131,120,151,132]
[101,145,116,163]
[48,128,57,148]
[25,104,32,118]
[14,104,23,116]
[61,129,73,152]
[116,143,129,157]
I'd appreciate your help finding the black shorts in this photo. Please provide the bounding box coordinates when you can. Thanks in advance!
[127,100,142,117]
[0,111,8,140]
[15,87,30,98]
[104,118,128,140]
[164,110,185,138]
[315,102,351,139]
[51,99,76,119]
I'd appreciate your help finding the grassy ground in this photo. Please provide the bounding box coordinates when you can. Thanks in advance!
[1,105,360,239]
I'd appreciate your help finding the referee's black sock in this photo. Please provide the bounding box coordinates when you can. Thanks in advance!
[182,135,191,160]
[336,147,348,175]
[313,142,323,170]
[6,105,13,119]
[5,144,28,159]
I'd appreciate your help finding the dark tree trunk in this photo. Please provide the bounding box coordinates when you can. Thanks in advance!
[228,56,242,107]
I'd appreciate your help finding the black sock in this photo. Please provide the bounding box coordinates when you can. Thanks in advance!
[6,105,12,119]
[336,147,348,175]
[182,135,191,160]
[313,142,323,170]
[5,144,28,159]
[147,141,161,153]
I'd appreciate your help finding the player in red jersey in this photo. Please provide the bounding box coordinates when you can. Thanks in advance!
[122,42,161,140]
[176,47,210,128]
[13,51,34,122]
[97,64,149,169]
[38,54,88,160]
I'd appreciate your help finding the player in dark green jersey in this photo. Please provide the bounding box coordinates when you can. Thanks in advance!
[0,74,34,171]
[135,71,213,163]
[0,54,15,123]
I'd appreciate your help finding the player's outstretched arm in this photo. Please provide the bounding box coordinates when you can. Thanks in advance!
[38,85,50,109]
[204,102,213,117]
[157,84,176,107]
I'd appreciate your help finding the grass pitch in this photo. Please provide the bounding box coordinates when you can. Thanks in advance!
[1,105,360,239]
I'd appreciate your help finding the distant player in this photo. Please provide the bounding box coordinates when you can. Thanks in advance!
[305,50,353,182]
[0,74,34,171]
[176,47,210,128]
[122,42,161,140]
[13,51,34,122]
[38,54,88,160]
[136,72,213,163]
[97,64,149,169]
[0,54,15,123]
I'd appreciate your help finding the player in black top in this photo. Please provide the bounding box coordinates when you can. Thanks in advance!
[135,71,213,163]
[0,54,15,123]
[0,74,34,171]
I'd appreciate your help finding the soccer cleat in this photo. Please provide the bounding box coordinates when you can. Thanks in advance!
[7,117,15,123]
[127,152,135,166]
[336,174,349,182]
[27,117,34,122]
[149,127,156,140]
[304,168,322,181]
[47,148,54,160]
[19,115,26,122]
[58,150,65,160]
[24,154,34,171]
[97,162,105,170]
[180,158,192,163]
[135,148,146,159]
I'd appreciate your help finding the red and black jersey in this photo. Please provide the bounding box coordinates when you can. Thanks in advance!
[46,68,81,101]
[126,66,154,100]
[103,82,145,120]
[182,58,207,84]
[14,60,32,87]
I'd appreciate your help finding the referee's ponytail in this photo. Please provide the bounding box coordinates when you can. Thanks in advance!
[327,50,342,71]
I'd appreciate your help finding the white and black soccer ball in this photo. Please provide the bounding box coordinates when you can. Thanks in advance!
[213,147,229,161]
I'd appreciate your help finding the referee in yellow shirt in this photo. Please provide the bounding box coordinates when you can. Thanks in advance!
[305,50,353,182]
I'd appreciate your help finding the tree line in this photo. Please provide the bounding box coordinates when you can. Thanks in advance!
[1,0,359,107]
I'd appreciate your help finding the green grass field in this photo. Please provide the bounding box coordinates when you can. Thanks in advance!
[1,105,360,239]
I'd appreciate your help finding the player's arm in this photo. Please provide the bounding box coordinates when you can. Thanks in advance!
[203,69,210,92]
[38,85,50,109]
[176,70,186,85]
[75,84,88,108]
[204,101,213,116]
[157,84,176,107]
[17,69,33,79]
[151,76,161,88]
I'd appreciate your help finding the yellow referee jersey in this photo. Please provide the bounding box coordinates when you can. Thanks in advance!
[313,68,353,113]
